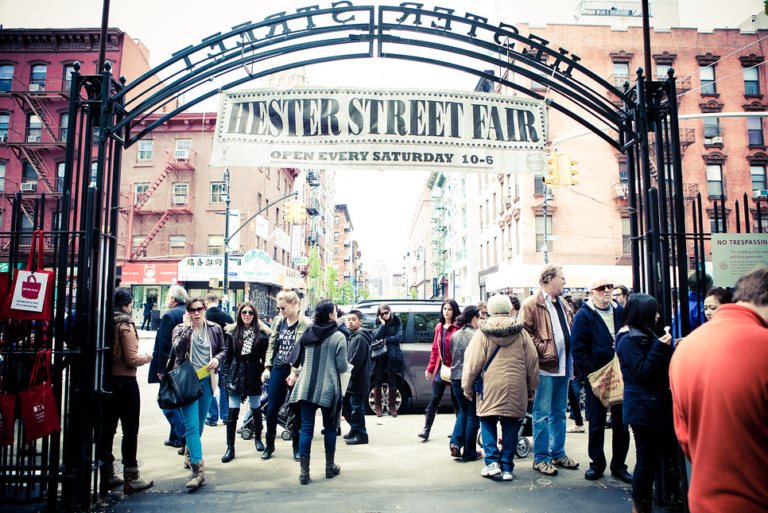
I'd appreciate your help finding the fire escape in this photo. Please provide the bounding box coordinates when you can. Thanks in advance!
[123,145,195,260]
[1,74,68,247]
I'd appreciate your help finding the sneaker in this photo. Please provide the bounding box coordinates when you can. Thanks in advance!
[566,425,585,433]
[533,460,558,476]
[501,470,514,481]
[553,456,580,469]
[481,462,501,478]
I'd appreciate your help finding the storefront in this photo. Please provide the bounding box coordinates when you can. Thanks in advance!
[119,263,179,325]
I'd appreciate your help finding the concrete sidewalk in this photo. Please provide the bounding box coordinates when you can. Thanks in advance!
[93,336,668,513]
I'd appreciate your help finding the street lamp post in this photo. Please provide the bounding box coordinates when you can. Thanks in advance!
[417,246,426,299]
[222,168,231,314]
[542,185,553,264]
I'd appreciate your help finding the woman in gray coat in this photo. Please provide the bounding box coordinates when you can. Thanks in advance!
[449,305,483,461]
[288,300,349,485]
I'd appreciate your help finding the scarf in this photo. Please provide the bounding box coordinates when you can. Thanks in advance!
[241,327,256,356]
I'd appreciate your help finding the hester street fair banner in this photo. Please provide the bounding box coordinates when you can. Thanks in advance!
[211,87,547,174]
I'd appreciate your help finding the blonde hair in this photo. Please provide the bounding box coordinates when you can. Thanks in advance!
[276,289,300,305]
[539,264,563,286]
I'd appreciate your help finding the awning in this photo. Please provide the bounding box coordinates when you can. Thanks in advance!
[121,263,178,284]
[485,263,634,293]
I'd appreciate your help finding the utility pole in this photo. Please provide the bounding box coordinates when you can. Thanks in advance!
[418,246,426,299]
[641,0,652,78]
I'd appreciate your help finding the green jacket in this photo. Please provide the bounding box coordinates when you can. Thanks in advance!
[264,314,312,369]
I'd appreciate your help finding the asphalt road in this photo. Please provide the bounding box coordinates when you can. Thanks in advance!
[91,331,667,513]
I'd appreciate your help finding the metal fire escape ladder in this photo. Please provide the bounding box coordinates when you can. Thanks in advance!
[134,164,171,211]
[17,146,54,193]
[16,94,58,141]
[131,211,172,259]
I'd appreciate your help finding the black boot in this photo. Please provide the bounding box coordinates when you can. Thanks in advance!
[292,438,301,461]
[177,437,186,456]
[418,409,436,440]
[299,456,310,485]
[222,408,239,463]
[325,451,340,478]
[261,435,276,460]
[252,408,265,452]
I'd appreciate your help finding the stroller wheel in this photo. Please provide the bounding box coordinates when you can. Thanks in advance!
[516,437,530,458]
[281,430,292,441]
[241,427,253,440]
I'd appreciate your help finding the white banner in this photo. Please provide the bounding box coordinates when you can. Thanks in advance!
[274,228,290,250]
[255,215,269,239]
[211,87,547,174]
[291,227,303,263]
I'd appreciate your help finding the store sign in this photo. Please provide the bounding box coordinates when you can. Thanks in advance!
[291,228,303,263]
[178,255,243,281]
[271,261,305,290]
[240,249,272,282]
[211,87,547,174]
[255,215,269,239]
[177,251,306,289]
[274,228,290,250]
[121,263,178,284]
[712,234,768,287]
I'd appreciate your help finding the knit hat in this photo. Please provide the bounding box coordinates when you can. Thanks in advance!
[114,287,133,307]
[487,294,512,315]
[687,271,713,294]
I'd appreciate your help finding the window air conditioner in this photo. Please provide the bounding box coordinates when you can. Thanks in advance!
[173,195,187,205]
[710,136,723,144]
[753,189,768,199]
[174,149,189,161]
[20,182,36,192]
[503,195,513,207]
[27,135,40,143]
[29,83,42,91]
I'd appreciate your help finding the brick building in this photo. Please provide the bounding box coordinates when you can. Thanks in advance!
[332,204,363,300]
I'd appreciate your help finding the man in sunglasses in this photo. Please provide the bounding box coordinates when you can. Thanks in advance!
[571,276,631,484]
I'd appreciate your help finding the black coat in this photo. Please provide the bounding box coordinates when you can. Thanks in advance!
[148,303,186,383]
[347,329,372,395]
[206,306,233,331]
[373,314,405,375]
[221,320,271,399]
[572,300,624,376]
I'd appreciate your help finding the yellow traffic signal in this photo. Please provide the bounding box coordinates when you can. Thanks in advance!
[283,201,294,223]
[565,155,579,186]
[296,202,308,223]
[544,153,560,187]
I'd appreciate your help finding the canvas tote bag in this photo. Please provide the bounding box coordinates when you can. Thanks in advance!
[587,354,624,408]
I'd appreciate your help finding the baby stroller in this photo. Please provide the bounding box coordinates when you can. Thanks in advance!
[240,385,295,441]
[476,401,533,458]
[239,394,268,441]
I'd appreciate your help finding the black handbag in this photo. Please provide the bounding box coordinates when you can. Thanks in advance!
[157,351,203,410]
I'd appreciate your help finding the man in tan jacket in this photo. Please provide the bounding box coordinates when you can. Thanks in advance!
[519,264,580,477]
[462,295,539,482]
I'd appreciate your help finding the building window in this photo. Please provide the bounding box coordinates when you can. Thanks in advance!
[700,66,716,94]
[534,176,546,195]
[173,183,188,205]
[613,62,629,88]
[170,235,186,256]
[208,235,225,255]
[618,161,628,182]
[486,243,490,267]
[134,182,149,203]
[334,247,340,258]
[132,236,147,257]
[515,218,520,255]
[56,162,65,193]
[492,193,497,220]
[706,164,724,197]
[480,243,484,268]
[655,62,672,80]
[210,182,225,203]
[0,65,13,92]
[60,113,68,142]
[334,215,340,225]
[748,117,764,146]
[90,161,98,185]
[479,205,483,229]
[334,231,340,242]
[0,161,5,193]
[535,215,553,253]
[622,217,631,254]
[710,217,727,234]
[493,236,498,265]
[30,64,47,90]
[752,165,767,191]
[63,64,75,91]
[744,67,760,96]
[0,114,8,141]
[703,118,721,144]
[27,114,42,141]
[485,199,489,226]
[174,139,191,161]
[138,140,153,160]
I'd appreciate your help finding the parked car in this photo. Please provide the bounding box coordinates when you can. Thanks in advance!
[352,299,460,415]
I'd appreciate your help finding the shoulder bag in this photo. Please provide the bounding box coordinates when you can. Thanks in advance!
[439,328,452,381]
[473,345,502,401]
[587,354,624,408]
[157,348,203,410]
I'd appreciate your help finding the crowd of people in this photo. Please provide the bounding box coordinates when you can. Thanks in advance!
[101,265,768,513]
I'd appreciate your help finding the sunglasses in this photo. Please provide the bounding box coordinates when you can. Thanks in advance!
[241,310,255,316]
[188,306,205,313]
[380,311,390,316]
[593,285,613,292]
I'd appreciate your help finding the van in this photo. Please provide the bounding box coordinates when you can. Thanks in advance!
[352,299,460,415]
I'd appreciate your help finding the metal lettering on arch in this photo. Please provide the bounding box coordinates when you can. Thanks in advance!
[211,86,547,173]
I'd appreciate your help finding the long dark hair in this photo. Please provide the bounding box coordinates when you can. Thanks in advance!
[621,293,659,336]
[314,299,335,325]
[375,303,395,327]
[456,305,480,327]
[439,299,461,325]
[233,301,259,354]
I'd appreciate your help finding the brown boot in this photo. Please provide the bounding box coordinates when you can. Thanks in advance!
[123,466,153,493]
[388,387,398,418]
[99,463,124,495]
[373,388,383,417]
[631,498,653,513]
[186,460,206,489]
[182,447,191,469]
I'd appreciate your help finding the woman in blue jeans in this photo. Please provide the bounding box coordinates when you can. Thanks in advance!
[448,305,483,461]
[172,296,227,490]
[288,300,349,485]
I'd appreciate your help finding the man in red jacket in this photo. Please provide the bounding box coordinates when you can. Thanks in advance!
[669,267,768,513]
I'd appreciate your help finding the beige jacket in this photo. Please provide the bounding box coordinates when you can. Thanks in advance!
[461,315,540,418]
[113,312,151,377]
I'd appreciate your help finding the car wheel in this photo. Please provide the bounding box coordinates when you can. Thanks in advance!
[365,383,410,415]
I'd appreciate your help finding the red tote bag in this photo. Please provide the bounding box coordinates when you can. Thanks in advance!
[0,393,16,447]
[3,230,54,321]
[19,350,61,442]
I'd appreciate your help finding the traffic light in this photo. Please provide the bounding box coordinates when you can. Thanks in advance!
[565,155,579,186]
[283,201,294,223]
[544,153,560,187]
[296,202,308,223]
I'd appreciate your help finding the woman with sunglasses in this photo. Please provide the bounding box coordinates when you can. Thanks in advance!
[220,302,271,463]
[372,303,405,417]
[420,299,462,440]
[171,296,227,490]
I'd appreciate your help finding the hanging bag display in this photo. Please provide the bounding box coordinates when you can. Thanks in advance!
[157,350,204,410]
[19,350,61,442]
[0,350,16,446]
[587,354,625,408]
[3,230,54,321]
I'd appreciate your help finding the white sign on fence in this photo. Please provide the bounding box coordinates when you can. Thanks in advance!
[211,87,547,174]
[712,234,768,287]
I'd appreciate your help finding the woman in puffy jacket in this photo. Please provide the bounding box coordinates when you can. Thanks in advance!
[371,303,405,417]
[220,301,271,463]
[419,299,461,440]
[615,294,675,513]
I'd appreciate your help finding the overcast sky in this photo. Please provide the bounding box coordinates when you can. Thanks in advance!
[2,0,763,281]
